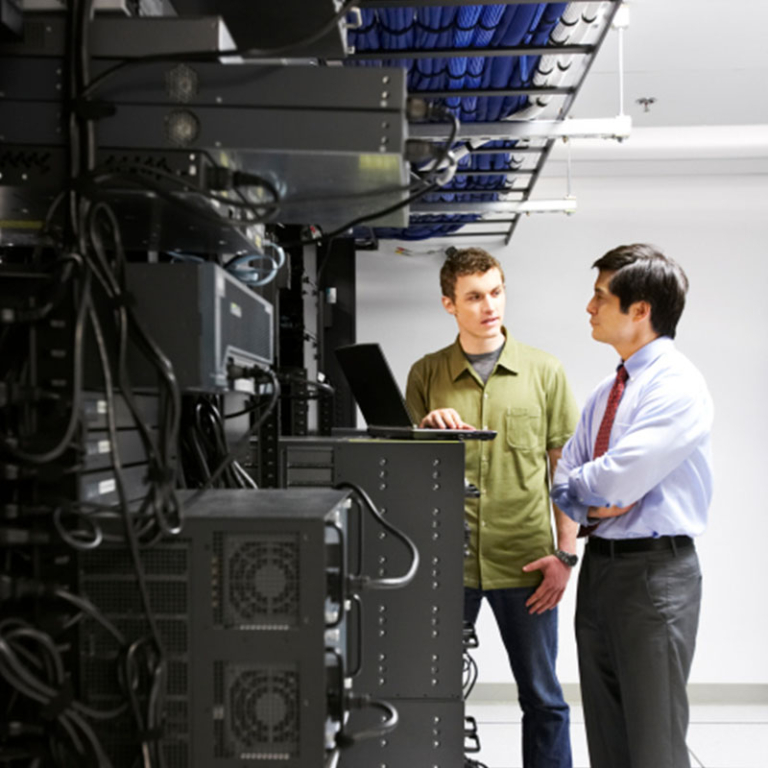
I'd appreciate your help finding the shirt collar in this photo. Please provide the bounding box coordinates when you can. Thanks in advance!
[622,336,674,379]
[449,327,519,381]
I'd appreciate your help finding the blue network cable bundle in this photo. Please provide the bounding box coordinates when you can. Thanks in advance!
[347,4,570,240]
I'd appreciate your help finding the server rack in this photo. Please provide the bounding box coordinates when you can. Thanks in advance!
[280,436,466,768]
[77,488,352,768]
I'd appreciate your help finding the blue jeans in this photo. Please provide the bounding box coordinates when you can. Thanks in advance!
[465,587,572,768]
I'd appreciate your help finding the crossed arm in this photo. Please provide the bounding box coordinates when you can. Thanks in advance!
[551,376,712,525]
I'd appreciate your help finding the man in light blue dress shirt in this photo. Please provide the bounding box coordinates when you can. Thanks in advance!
[551,244,713,768]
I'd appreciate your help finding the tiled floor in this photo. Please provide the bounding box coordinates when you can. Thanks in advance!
[466,701,768,768]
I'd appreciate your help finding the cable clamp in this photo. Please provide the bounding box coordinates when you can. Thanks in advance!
[344,692,371,710]
[346,574,369,593]
[226,362,267,381]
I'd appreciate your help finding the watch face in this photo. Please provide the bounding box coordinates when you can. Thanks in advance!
[557,550,578,567]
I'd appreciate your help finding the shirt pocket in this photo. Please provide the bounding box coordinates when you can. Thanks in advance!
[506,406,542,450]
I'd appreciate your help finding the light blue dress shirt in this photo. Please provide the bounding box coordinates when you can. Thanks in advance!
[551,336,714,538]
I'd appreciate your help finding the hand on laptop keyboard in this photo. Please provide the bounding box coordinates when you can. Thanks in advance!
[419,408,477,430]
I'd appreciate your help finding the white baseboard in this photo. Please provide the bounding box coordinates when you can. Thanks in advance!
[470,683,768,705]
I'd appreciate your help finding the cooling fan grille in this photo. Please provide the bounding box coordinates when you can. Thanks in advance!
[214,532,300,629]
[215,663,300,759]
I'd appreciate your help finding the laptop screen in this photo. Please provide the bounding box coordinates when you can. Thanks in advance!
[334,344,415,428]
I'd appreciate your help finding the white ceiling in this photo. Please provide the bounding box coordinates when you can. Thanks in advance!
[572,0,768,127]
[545,0,768,176]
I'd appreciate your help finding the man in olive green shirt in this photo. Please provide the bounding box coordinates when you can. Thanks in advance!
[405,248,579,768]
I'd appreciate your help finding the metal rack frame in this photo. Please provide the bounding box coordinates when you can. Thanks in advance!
[349,0,625,244]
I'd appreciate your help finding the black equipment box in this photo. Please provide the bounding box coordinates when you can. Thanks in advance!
[280,437,466,768]
[81,390,161,429]
[0,58,409,243]
[123,262,274,392]
[342,699,464,767]
[0,14,233,57]
[281,437,465,700]
[78,488,351,767]
[170,0,348,58]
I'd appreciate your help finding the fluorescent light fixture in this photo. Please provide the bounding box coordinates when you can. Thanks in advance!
[547,124,768,161]
[411,198,578,216]
[409,117,631,143]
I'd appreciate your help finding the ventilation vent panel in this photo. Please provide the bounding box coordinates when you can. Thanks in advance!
[214,663,300,759]
[214,533,300,629]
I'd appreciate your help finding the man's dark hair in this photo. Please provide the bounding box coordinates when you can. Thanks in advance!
[593,243,689,339]
[440,247,504,301]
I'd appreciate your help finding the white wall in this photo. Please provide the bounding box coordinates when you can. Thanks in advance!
[355,172,768,686]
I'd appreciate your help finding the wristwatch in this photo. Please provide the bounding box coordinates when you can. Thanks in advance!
[554,549,579,568]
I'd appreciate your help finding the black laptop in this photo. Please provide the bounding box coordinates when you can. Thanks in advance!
[335,343,496,441]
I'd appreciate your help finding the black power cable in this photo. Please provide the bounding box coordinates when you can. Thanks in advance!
[336,694,399,747]
[0,616,115,766]
[313,180,439,283]
[87,166,280,226]
[182,396,257,489]
[87,301,167,768]
[0,264,91,465]
[0,256,81,325]
[411,103,461,186]
[317,181,439,244]
[463,650,479,699]
[334,481,419,591]
[222,396,266,420]
[279,372,335,397]
[85,163,436,253]
[464,759,490,768]
[86,200,182,538]
[2,1,183,764]
[183,367,280,510]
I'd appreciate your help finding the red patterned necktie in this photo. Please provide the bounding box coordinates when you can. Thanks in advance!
[577,364,629,537]
[593,364,629,459]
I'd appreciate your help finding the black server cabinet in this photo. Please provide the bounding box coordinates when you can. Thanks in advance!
[280,437,466,768]
[78,488,350,768]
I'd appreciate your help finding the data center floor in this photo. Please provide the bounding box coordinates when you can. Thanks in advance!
[466,700,768,768]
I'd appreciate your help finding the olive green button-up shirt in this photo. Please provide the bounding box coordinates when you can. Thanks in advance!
[405,331,579,589]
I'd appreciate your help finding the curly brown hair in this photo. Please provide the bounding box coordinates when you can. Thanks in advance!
[440,248,505,301]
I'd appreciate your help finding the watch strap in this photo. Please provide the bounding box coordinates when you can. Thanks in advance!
[554,548,578,567]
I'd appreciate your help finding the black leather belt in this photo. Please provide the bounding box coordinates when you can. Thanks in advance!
[588,535,693,556]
